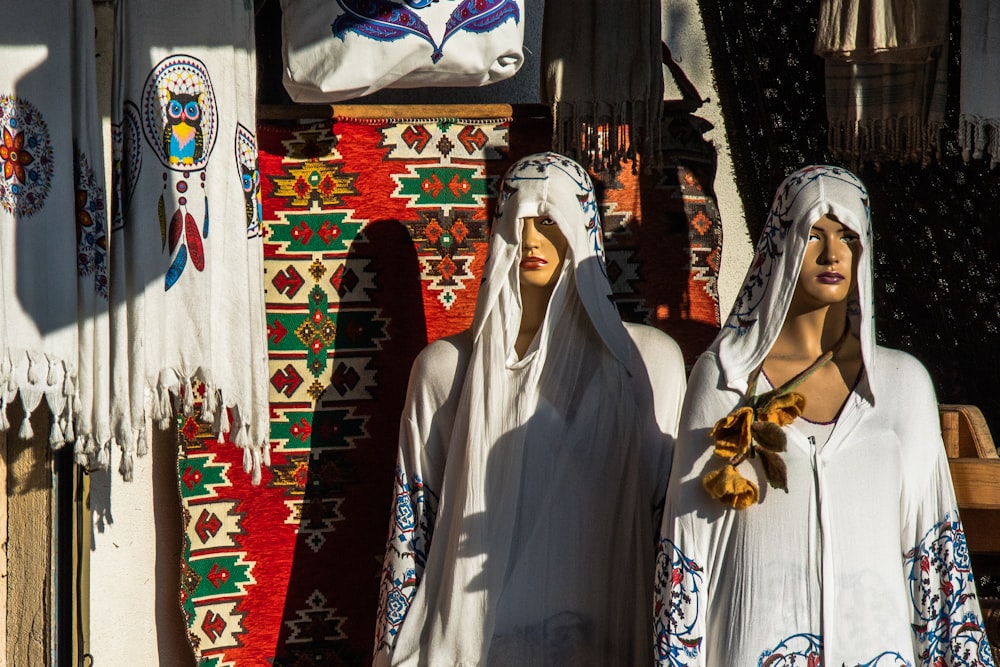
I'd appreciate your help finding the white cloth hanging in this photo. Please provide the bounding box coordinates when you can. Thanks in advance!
[0,1,111,458]
[958,0,1000,167]
[373,152,687,666]
[110,0,269,480]
[816,0,949,165]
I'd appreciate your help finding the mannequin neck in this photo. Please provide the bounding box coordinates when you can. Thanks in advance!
[768,301,849,362]
[515,282,555,358]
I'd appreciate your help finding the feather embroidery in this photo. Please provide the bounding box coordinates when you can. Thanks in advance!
[441,0,519,56]
[184,211,205,271]
[332,0,435,49]
[165,244,187,291]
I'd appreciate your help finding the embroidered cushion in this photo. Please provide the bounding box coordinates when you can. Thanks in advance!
[280,0,525,102]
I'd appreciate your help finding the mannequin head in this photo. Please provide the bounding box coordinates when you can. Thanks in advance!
[519,215,569,293]
[789,213,860,313]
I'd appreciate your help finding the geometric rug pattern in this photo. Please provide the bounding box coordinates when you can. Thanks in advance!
[178,112,722,665]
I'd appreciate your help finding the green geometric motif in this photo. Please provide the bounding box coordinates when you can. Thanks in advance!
[270,211,364,253]
[179,454,230,503]
[271,407,367,453]
[187,554,254,600]
[397,166,487,209]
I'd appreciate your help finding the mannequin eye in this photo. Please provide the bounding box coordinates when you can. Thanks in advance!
[538,217,557,226]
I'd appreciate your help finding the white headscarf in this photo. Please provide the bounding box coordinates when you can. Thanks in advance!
[714,165,877,397]
[393,152,657,665]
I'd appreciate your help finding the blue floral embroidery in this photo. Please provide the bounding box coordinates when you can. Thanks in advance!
[757,633,823,667]
[853,651,913,666]
[374,465,438,653]
[654,539,704,666]
[904,512,995,667]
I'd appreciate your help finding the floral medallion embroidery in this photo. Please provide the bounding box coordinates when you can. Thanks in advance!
[905,513,995,667]
[0,94,53,218]
[74,146,109,299]
[654,539,704,666]
[374,465,438,654]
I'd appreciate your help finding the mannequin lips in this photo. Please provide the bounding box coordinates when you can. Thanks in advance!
[520,256,548,270]
[817,271,844,284]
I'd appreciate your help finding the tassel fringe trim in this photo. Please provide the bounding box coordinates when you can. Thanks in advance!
[550,98,664,174]
[958,114,1000,168]
[826,116,943,166]
[1,356,269,485]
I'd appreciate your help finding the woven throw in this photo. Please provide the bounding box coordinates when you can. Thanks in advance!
[177,112,720,665]
[541,0,664,171]
[110,0,269,480]
[0,2,110,457]
[817,0,949,165]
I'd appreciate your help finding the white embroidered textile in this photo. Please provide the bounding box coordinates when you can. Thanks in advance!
[373,152,687,666]
[0,2,111,458]
[110,0,269,480]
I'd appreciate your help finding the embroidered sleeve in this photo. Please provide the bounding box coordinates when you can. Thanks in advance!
[654,537,705,666]
[372,427,439,662]
[904,512,995,667]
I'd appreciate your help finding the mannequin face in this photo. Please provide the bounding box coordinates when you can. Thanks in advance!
[519,216,569,291]
[793,214,860,308]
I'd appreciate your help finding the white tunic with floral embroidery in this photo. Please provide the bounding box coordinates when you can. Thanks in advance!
[654,165,994,667]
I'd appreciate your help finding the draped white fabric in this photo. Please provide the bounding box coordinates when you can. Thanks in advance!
[0,1,110,457]
[110,0,269,480]
[374,152,686,665]
[654,166,994,666]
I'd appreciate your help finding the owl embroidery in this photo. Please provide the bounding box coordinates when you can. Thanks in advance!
[240,162,261,229]
[162,92,204,167]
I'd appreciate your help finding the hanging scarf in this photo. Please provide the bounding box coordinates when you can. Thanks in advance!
[388,152,668,665]
[816,0,949,165]
[958,0,1000,166]
[541,1,663,171]
[0,2,110,457]
[110,0,269,480]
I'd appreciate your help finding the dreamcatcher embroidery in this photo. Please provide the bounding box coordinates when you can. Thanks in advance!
[140,55,218,290]
[235,123,261,239]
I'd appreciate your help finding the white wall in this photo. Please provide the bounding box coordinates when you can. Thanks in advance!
[662,0,753,318]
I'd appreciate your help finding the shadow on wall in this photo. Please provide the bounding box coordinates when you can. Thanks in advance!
[273,219,427,666]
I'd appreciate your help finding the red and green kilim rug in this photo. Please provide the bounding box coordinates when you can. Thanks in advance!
[176,113,721,666]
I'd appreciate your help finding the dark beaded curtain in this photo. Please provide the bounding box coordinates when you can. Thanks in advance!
[697,0,1000,445]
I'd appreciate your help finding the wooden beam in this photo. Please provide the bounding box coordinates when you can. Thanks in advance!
[257,103,551,121]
